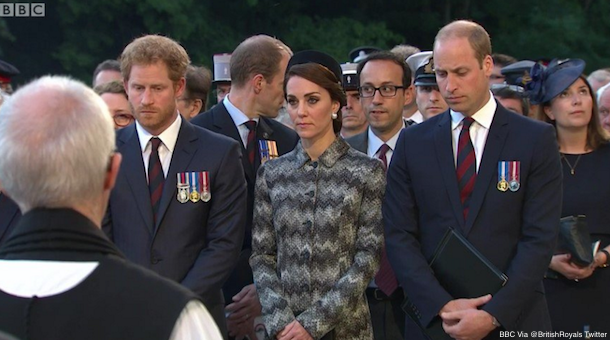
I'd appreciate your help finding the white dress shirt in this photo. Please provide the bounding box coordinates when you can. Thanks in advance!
[0,260,222,340]
[407,110,424,124]
[367,120,407,161]
[136,113,182,182]
[224,95,259,148]
[450,93,497,173]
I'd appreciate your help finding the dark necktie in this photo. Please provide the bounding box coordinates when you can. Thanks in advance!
[374,143,398,296]
[244,120,257,168]
[456,117,476,219]
[406,119,416,126]
[148,137,164,225]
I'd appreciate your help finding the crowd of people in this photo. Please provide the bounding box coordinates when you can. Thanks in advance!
[0,18,609,340]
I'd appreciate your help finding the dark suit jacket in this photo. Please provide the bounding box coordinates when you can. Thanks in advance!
[191,103,298,300]
[345,129,368,154]
[103,118,247,333]
[383,105,562,338]
[0,193,21,246]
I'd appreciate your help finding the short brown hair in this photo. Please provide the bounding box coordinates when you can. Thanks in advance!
[184,65,212,112]
[435,20,491,67]
[285,63,346,135]
[538,76,609,150]
[120,35,190,82]
[93,80,127,99]
[230,35,292,88]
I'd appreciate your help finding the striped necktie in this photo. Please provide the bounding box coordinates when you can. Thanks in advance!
[148,137,164,225]
[456,117,476,219]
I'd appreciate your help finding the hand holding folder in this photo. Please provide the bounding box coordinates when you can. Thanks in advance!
[402,228,508,340]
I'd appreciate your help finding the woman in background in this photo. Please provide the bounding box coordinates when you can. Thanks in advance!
[250,51,384,340]
[528,58,610,332]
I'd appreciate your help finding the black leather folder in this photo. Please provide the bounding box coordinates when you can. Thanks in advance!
[402,227,508,340]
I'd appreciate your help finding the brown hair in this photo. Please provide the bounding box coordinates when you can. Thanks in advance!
[93,80,127,98]
[230,35,292,88]
[184,65,212,112]
[538,76,610,150]
[435,20,491,67]
[285,63,346,135]
[120,35,190,83]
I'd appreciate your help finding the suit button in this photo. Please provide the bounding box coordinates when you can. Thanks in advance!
[151,257,159,264]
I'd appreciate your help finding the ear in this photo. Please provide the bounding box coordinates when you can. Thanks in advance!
[104,153,122,192]
[543,105,555,121]
[403,85,414,106]
[482,55,494,77]
[174,77,186,98]
[252,74,264,94]
[189,99,203,119]
[331,101,340,116]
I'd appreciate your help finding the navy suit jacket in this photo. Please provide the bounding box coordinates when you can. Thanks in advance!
[383,105,562,338]
[191,103,298,301]
[103,118,247,331]
[0,193,21,246]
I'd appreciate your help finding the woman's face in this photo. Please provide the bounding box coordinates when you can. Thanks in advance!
[286,76,339,141]
[544,78,592,130]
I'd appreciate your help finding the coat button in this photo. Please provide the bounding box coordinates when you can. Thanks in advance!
[304,221,312,228]
[151,257,159,264]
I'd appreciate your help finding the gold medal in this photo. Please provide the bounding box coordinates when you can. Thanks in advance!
[497,179,508,192]
[190,190,200,203]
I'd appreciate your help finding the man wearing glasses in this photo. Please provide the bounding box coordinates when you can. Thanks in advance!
[94,80,135,129]
[345,50,413,340]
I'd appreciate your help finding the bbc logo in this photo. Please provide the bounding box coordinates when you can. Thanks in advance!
[0,3,45,17]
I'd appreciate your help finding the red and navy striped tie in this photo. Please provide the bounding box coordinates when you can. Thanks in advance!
[374,143,399,296]
[148,137,164,225]
[456,117,476,219]
[244,120,257,168]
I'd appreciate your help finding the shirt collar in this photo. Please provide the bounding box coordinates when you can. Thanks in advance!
[136,113,182,152]
[294,137,351,169]
[450,91,497,130]
[367,120,406,156]
[224,95,258,127]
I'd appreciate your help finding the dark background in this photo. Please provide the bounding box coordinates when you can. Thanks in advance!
[1,0,609,87]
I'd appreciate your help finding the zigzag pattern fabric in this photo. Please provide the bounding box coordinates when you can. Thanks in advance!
[251,138,385,339]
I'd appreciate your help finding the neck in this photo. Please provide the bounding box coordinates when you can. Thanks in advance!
[227,88,259,120]
[372,121,402,143]
[301,130,336,161]
[557,126,588,153]
[341,125,368,139]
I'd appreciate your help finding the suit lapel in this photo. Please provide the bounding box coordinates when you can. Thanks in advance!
[463,107,509,235]
[212,104,255,181]
[119,126,154,234]
[433,112,465,231]
[155,120,198,232]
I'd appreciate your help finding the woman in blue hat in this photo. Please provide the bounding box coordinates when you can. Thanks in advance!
[528,59,610,332]
[250,51,384,340]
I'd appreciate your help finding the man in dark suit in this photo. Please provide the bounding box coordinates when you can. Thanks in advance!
[384,20,562,340]
[345,51,413,340]
[191,35,298,339]
[0,193,20,245]
[103,35,247,338]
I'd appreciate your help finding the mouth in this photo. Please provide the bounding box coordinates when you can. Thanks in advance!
[571,110,585,115]
[445,96,464,104]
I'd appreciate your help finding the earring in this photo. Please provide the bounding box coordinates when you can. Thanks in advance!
[331,112,338,119]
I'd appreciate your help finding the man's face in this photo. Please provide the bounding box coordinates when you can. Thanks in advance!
[434,37,493,116]
[496,96,524,115]
[100,92,134,129]
[416,85,449,120]
[124,61,184,135]
[598,90,610,132]
[489,65,505,85]
[216,83,231,103]
[341,89,367,134]
[360,60,410,137]
[94,70,122,87]
[258,52,290,118]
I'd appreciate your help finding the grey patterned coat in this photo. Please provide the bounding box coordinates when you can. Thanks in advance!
[250,138,385,340]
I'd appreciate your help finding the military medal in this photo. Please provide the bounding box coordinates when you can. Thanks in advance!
[259,140,279,165]
[508,161,520,192]
[176,173,189,203]
[497,161,508,192]
[189,172,200,203]
[200,171,211,202]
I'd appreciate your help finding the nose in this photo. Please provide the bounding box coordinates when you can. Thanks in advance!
[444,75,457,94]
[572,93,582,105]
[371,88,384,104]
[141,88,154,106]
[430,90,441,102]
